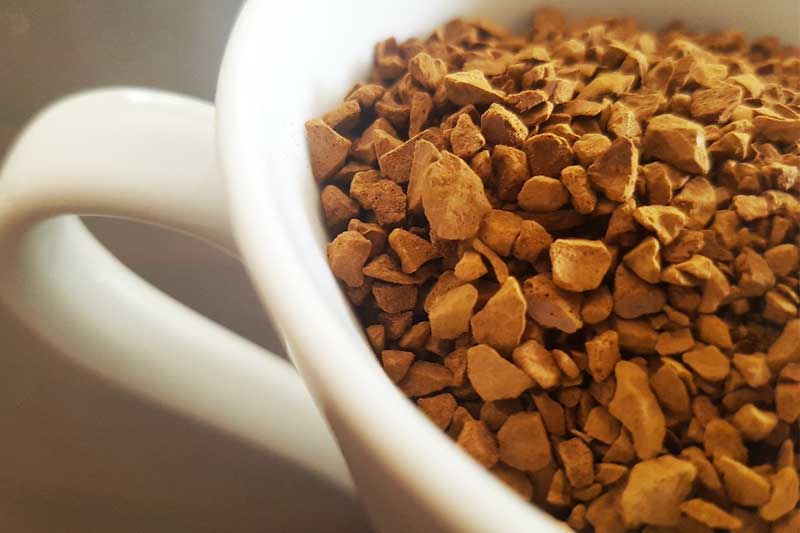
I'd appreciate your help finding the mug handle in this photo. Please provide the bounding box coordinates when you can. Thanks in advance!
[0,88,354,495]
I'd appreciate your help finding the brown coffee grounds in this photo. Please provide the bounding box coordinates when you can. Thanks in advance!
[310,7,800,531]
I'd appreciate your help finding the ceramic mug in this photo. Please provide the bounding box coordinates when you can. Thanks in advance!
[1,1,796,531]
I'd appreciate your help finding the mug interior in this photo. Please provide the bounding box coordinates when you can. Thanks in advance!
[218,0,798,529]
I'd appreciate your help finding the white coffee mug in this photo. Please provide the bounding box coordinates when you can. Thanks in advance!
[1,0,796,531]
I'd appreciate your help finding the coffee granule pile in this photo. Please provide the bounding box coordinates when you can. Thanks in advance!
[308,7,800,531]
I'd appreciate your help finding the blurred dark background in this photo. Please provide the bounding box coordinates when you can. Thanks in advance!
[0,2,358,531]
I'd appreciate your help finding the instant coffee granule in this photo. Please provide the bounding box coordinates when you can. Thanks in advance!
[309,7,800,531]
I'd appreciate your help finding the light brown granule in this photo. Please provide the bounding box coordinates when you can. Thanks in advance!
[609,361,666,460]
[560,165,597,215]
[776,383,800,423]
[398,361,452,397]
[454,250,487,281]
[716,455,771,507]
[573,134,611,166]
[732,353,771,388]
[642,114,710,174]
[327,231,372,287]
[705,419,748,463]
[497,412,552,472]
[320,185,359,229]
[505,89,547,113]
[422,152,491,240]
[348,219,386,255]
[673,177,716,229]
[583,406,621,444]
[305,119,352,181]
[491,145,529,201]
[550,239,612,292]
[457,420,499,468]
[517,176,570,212]
[380,350,414,383]
[480,399,521,432]
[523,273,583,333]
[620,455,697,527]
[471,238,509,283]
[613,264,667,319]
[372,282,417,313]
[349,171,407,225]
[581,287,613,325]
[552,349,581,381]
[408,52,447,90]
[732,403,778,441]
[680,499,743,530]
[511,340,560,389]
[466,344,533,401]
[511,220,552,264]
[586,330,620,383]
[683,345,731,382]
[450,114,485,159]
[558,438,595,489]
[655,327,694,356]
[481,103,528,146]
[470,277,527,352]
[679,446,722,493]
[522,133,573,178]
[429,284,478,339]
[633,205,688,245]
[477,210,522,257]
[587,137,639,202]
[363,254,416,285]
[696,314,733,349]
[417,393,457,430]
[622,237,661,284]
[388,229,439,273]
[651,362,691,421]
[732,194,770,221]
[444,70,505,106]
[546,469,572,508]
[406,140,440,213]
[759,467,799,521]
